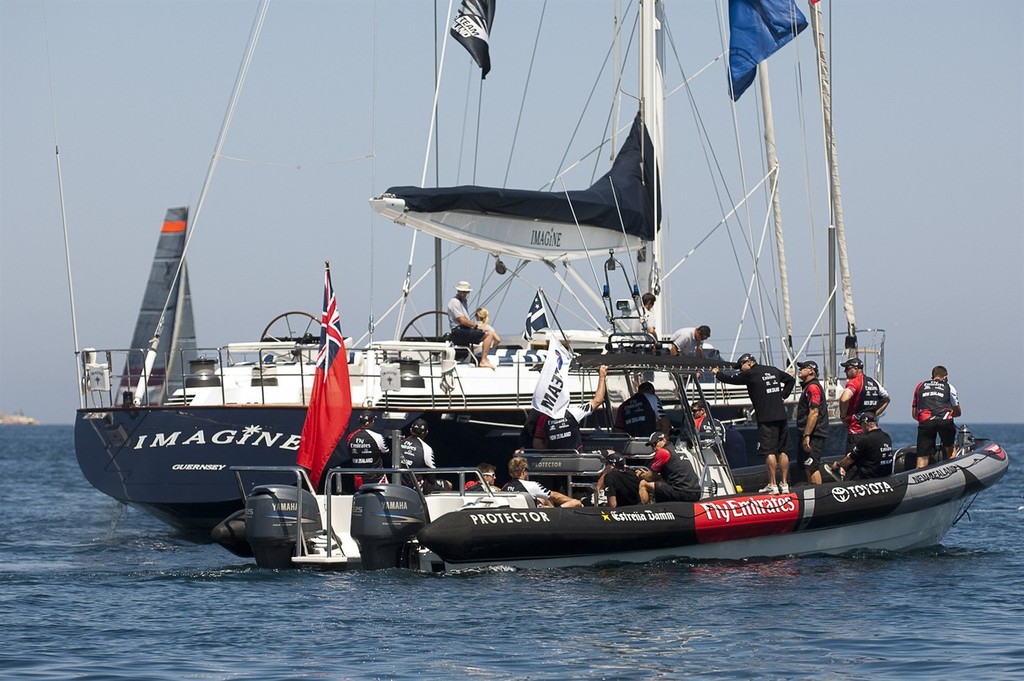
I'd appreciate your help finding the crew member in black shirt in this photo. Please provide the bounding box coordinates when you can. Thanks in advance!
[597,453,642,507]
[712,353,795,494]
[796,360,829,485]
[828,412,893,481]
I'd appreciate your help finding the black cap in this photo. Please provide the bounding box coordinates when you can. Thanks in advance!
[606,453,625,469]
[647,431,667,446]
[358,410,375,425]
[735,353,756,369]
[840,357,864,369]
[856,412,877,423]
[410,418,429,435]
[797,360,819,373]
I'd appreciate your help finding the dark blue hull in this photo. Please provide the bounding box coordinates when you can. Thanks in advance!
[74,405,525,532]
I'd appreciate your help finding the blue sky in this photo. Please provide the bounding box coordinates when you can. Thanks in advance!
[2,0,1022,425]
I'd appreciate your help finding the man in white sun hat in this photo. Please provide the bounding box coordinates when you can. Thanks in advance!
[447,280,498,369]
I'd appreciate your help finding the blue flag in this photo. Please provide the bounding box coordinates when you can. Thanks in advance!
[524,292,549,341]
[728,0,807,101]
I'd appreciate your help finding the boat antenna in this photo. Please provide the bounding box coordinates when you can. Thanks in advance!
[134,0,271,403]
[43,3,82,405]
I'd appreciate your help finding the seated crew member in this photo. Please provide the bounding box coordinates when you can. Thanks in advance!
[464,462,498,492]
[399,419,451,493]
[613,381,671,437]
[691,402,725,451]
[474,307,501,345]
[596,453,642,508]
[533,364,608,450]
[502,455,582,507]
[827,413,893,481]
[447,281,498,369]
[637,431,701,503]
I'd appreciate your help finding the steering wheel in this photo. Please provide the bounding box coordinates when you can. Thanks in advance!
[399,310,450,341]
[260,311,319,343]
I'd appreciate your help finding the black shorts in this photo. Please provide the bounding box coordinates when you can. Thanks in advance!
[756,420,789,456]
[450,326,485,346]
[917,420,956,459]
[800,435,826,470]
[654,481,700,503]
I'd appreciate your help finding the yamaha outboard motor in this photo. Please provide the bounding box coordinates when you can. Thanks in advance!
[211,509,254,558]
[245,485,322,569]
[350,483,426,570]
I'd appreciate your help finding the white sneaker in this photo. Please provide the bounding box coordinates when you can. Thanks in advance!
[779,483,790,494]
[758,484,779,495]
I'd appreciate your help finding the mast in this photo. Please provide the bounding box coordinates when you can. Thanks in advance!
[758,64,794,357]
[637,0,666,333]
[809,0,857,374]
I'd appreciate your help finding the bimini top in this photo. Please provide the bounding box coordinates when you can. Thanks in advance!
[573,353,732,375]
[370,113,660,261]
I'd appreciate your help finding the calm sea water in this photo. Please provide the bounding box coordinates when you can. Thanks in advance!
[1,424,1021,680]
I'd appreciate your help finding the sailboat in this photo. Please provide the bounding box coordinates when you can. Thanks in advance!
[74,0,879,533]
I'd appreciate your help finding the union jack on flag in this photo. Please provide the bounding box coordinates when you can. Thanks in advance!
[296,263,352,490]
[314,272,345,375]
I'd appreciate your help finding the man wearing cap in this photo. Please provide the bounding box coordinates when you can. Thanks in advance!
[838,357,890,455]
[827,412,893,481]
[637,431,701,503]
[911,365,962,468]
[597,453,642,507]
[796,361,829,485]
[447,281,498,369]
[613,381,671,437]
[712,354,796,494]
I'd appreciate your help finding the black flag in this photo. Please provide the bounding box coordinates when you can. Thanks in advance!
[450,0,495,79]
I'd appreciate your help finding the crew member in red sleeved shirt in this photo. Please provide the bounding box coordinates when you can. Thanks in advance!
[796,360,829,485]
[837,357,890,455]
[911,365,961,469]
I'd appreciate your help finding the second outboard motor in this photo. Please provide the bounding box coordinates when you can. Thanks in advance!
[245,485,322,569]
[350,483,426,570]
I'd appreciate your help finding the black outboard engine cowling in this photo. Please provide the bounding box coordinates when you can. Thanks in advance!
[244,485,322,569]
[350,483,427,570]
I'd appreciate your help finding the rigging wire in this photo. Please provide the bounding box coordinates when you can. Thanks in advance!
[43,1,81,405]
[133,0,270,402]
[503,0,548,188]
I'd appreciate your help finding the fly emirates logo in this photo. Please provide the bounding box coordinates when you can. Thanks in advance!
[698,495,796,523]
[131,425,301,451]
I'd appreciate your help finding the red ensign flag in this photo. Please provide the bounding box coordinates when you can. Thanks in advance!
[296,263,352,489]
